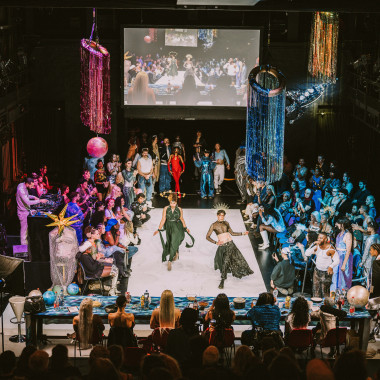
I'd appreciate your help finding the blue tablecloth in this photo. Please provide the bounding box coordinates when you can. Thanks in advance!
[36,296,371,320]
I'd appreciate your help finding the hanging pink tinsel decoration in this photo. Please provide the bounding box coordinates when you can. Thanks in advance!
[80,39,111,134]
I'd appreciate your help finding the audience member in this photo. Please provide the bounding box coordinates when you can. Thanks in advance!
[231,345,257,378]
[73,298,105,349]
[28,350,50,380]
[334,350,369,380]
[285,297,310,336]
[270,247,295,295]
[49,344,81,379]
[0,351,16,380]
[166,307,200,367]
[108,345,132,380]
[150,289,181,329]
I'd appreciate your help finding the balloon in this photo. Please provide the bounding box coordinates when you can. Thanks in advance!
[347,285,369,308]
[144,35,151,43]
[52,285,63,294]
[87,137,108,158]
[43,290,55,306]
[67,283,80,296]
[28,289,42,297]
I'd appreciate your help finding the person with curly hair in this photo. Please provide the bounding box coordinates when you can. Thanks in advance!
[285,297,310,337]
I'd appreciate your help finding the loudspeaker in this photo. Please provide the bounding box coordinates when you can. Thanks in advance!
[24,262,51,294]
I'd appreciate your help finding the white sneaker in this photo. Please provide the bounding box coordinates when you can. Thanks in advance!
[259,244,270,250]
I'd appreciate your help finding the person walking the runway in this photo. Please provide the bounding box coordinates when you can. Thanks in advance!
[168,148,185,196]
[206,209,253,289]
[158,138,172,193]
[154,193,194,271]
[212,143,230,194]
[194,150,216,199]
[234,145,247,204]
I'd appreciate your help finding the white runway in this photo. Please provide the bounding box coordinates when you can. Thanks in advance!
[128,208,266,297]
[155,70,205,87]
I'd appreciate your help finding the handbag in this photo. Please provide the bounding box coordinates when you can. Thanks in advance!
[24,296,46,314]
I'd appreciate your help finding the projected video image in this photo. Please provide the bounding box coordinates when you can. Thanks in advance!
[123,28,260,107]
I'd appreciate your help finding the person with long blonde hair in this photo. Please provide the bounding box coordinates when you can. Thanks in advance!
[150,289,181,330]
[127,71,156,105]
[73,298,104,349]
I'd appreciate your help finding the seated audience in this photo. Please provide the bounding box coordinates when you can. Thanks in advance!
[131,193,151,229]
[166,307,200,368]
[0,351,16,380]
[204,293,235,329]
[108,295,137,347]
[351,180,371,206]
[28,350,50,380]
[49,344,81,379]
[270,247,295,295]
[78,240,119,296]
[88,358,120,380]
[150,289,181,330]
[247,292,281,333]
[258,205,286,250]
[231,345,257,378]
[13,345,37,378]
[73,298,105,349]
[108,345,133,380]
[285,297,310,336]
[306,359,334,380]
[334,350,369,380]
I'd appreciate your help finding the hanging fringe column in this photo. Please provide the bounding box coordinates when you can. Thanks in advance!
[80,9,111,134]
[246,65,286,183]
[308,12,339,83]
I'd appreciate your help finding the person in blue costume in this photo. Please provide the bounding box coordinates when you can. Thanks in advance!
[65,192,87,244]
[193,149,216,199]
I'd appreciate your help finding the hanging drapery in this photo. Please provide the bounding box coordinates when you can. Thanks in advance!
[80,9,111,134]
[246,65,286,184]
[308,12,339,84]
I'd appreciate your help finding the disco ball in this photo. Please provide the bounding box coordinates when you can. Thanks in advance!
[28,289,42,297]
[87,137,108,158]
[144,35,152,43]
[52,285,63,294]
[347,285,369,308]
[67,283,80,296]
[43,290,55,306]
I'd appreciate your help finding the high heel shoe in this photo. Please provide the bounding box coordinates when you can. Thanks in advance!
[218,279,225,289]
[167,261,172,271]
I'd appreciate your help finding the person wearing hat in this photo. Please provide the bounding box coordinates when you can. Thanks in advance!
[270,247,296,295]
[193,149,216,199]
[77,240,119,296]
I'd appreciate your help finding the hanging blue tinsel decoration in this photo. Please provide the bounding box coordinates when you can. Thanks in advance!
[246,65,286,184]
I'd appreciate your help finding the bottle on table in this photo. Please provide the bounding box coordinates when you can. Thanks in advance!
[125,292,131,304]
[349,297,355,315]
[273,288,278,303]
[60,290,65,309]
[140,294,145,308]
[144,290,150,309]
[53,292,59,308]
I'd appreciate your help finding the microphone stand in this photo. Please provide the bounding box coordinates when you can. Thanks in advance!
[293,256,311,298]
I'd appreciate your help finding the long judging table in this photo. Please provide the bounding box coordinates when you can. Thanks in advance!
[26,295,371,351]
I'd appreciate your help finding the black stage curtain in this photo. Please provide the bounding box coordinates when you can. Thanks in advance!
[27,216,54,262]
[0,255,25,296]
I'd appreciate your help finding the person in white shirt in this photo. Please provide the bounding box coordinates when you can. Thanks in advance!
[16,178,47,245]
[137,148,154,207]
[305,232,339,298]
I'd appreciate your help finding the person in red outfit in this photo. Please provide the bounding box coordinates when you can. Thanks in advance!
[168,148,185,196]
